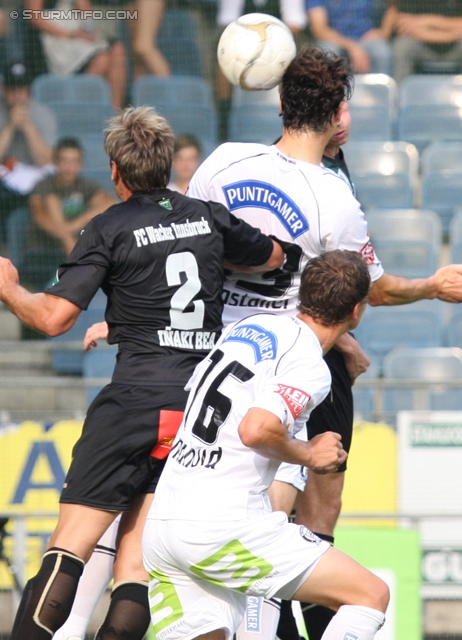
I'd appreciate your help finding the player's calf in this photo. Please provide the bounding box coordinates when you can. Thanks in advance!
[11,547,84,639]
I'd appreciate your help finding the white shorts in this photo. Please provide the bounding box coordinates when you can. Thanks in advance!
[142,510,330,640]
[274,461,307,492]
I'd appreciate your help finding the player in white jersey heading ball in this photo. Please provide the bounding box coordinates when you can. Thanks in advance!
[188,46,462,640]
[143,250,389,640]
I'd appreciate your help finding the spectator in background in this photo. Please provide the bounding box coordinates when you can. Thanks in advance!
[216,0,307,140]
[392,0,462,82]
[22,137,115,290]
[0,61,57,239]
[306,0,393,74]
[168,134,202,195]
[23,0,126,109]
[131,0,170,77]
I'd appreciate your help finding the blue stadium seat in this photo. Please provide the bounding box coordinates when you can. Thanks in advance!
[132,75,214,108]
[229,105,282,145]
[49,289,107,374]
[450,209,462,264]
[231,86,280,108]
[83,347,117,406]
[132,76,218,150]
[158,9,201,76]
[31,74,112,105]
[447,313,462,346]
[50,104,115,138]
[355,301,443,365]
[383,347,462,412]
[366,209,441,278]
[349,74,397,141]
[79,134,108,173]
[343,142,418,209]
[398,75,462,151]
[421,143,462,232]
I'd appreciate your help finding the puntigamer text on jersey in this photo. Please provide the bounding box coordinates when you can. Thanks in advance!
[223,180,309,239]
[133,217,212,247]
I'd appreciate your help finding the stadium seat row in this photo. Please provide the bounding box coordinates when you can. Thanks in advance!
[353,346,462,418]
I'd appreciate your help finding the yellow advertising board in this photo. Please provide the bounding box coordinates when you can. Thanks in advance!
[0,420,83,587]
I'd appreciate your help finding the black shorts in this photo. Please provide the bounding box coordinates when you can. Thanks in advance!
[60,383,187,511]
[306,347,353,472]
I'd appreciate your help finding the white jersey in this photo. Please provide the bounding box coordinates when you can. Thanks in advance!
[188,143,383,324]
[150,313,331,522]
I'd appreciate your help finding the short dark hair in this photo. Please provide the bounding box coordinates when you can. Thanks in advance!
[280,47,353,134]
[298,250,370,326]
[104,106,174,191]
[54,137,82,158]
[174,134,202,156]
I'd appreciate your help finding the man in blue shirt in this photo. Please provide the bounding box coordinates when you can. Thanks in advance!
[306,0,393,74]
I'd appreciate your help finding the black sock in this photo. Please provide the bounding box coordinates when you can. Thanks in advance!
[276,599,300,640]
[95,580,151,639]
[300,532,335,640]
[11,547,84,640]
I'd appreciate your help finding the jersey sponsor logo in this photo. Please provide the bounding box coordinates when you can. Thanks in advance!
[222,180,309,239]
[171,438,222,470]
[299,526,322,545]
[277,384,310,419]
[133,217,212,248]
[359,238,377,265]
[245,596,263,632]
[157,329,217,351]
[342,633,360,640]
[223,289,289,311]
[224,323,277,362]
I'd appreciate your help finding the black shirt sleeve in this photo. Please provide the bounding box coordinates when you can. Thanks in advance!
[45,217,111,310]
[210,202,274,266]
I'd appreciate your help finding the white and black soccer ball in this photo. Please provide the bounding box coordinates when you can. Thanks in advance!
[217,13,297,91]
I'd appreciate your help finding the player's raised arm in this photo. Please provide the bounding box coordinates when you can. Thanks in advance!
[0,256,81,335]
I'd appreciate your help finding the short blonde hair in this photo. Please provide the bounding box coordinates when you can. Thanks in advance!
[104,106,175,192]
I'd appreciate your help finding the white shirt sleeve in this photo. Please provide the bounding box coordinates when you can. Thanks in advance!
[320,173,384,283]
[250,339,331,434]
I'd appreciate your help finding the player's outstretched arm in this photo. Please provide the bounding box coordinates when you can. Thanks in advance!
[368,265,462,306]
[84,321,109,351]
[0,257,81,335]
[238,407,347,472]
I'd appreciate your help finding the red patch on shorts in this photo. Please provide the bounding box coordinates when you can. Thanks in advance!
[150,410,184,460]
[359,238,377,265]
[276,385,311,419]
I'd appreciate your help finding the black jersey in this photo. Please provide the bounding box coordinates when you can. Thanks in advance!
[45,189,274,386]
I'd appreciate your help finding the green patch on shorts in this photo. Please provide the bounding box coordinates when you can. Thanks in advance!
[149,569,183,634]
[190,539,273,593]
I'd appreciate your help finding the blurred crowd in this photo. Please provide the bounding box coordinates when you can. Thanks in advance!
[0,0,462,294]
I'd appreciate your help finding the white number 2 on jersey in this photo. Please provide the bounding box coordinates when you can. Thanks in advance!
[166,252,205,330]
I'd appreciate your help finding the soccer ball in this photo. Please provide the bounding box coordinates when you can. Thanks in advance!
[217,13,296,91]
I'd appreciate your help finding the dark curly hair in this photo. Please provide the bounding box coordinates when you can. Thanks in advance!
[298,250,370,326]
[280,47,353,134]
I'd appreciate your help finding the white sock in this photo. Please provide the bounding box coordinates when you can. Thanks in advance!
[321,604,385,640]
[53,518,120,640]
[236,597,281,640]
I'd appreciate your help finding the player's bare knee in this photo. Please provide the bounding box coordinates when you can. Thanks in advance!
[365,576,389,613]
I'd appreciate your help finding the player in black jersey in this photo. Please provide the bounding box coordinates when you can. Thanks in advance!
[0,106,283,640]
